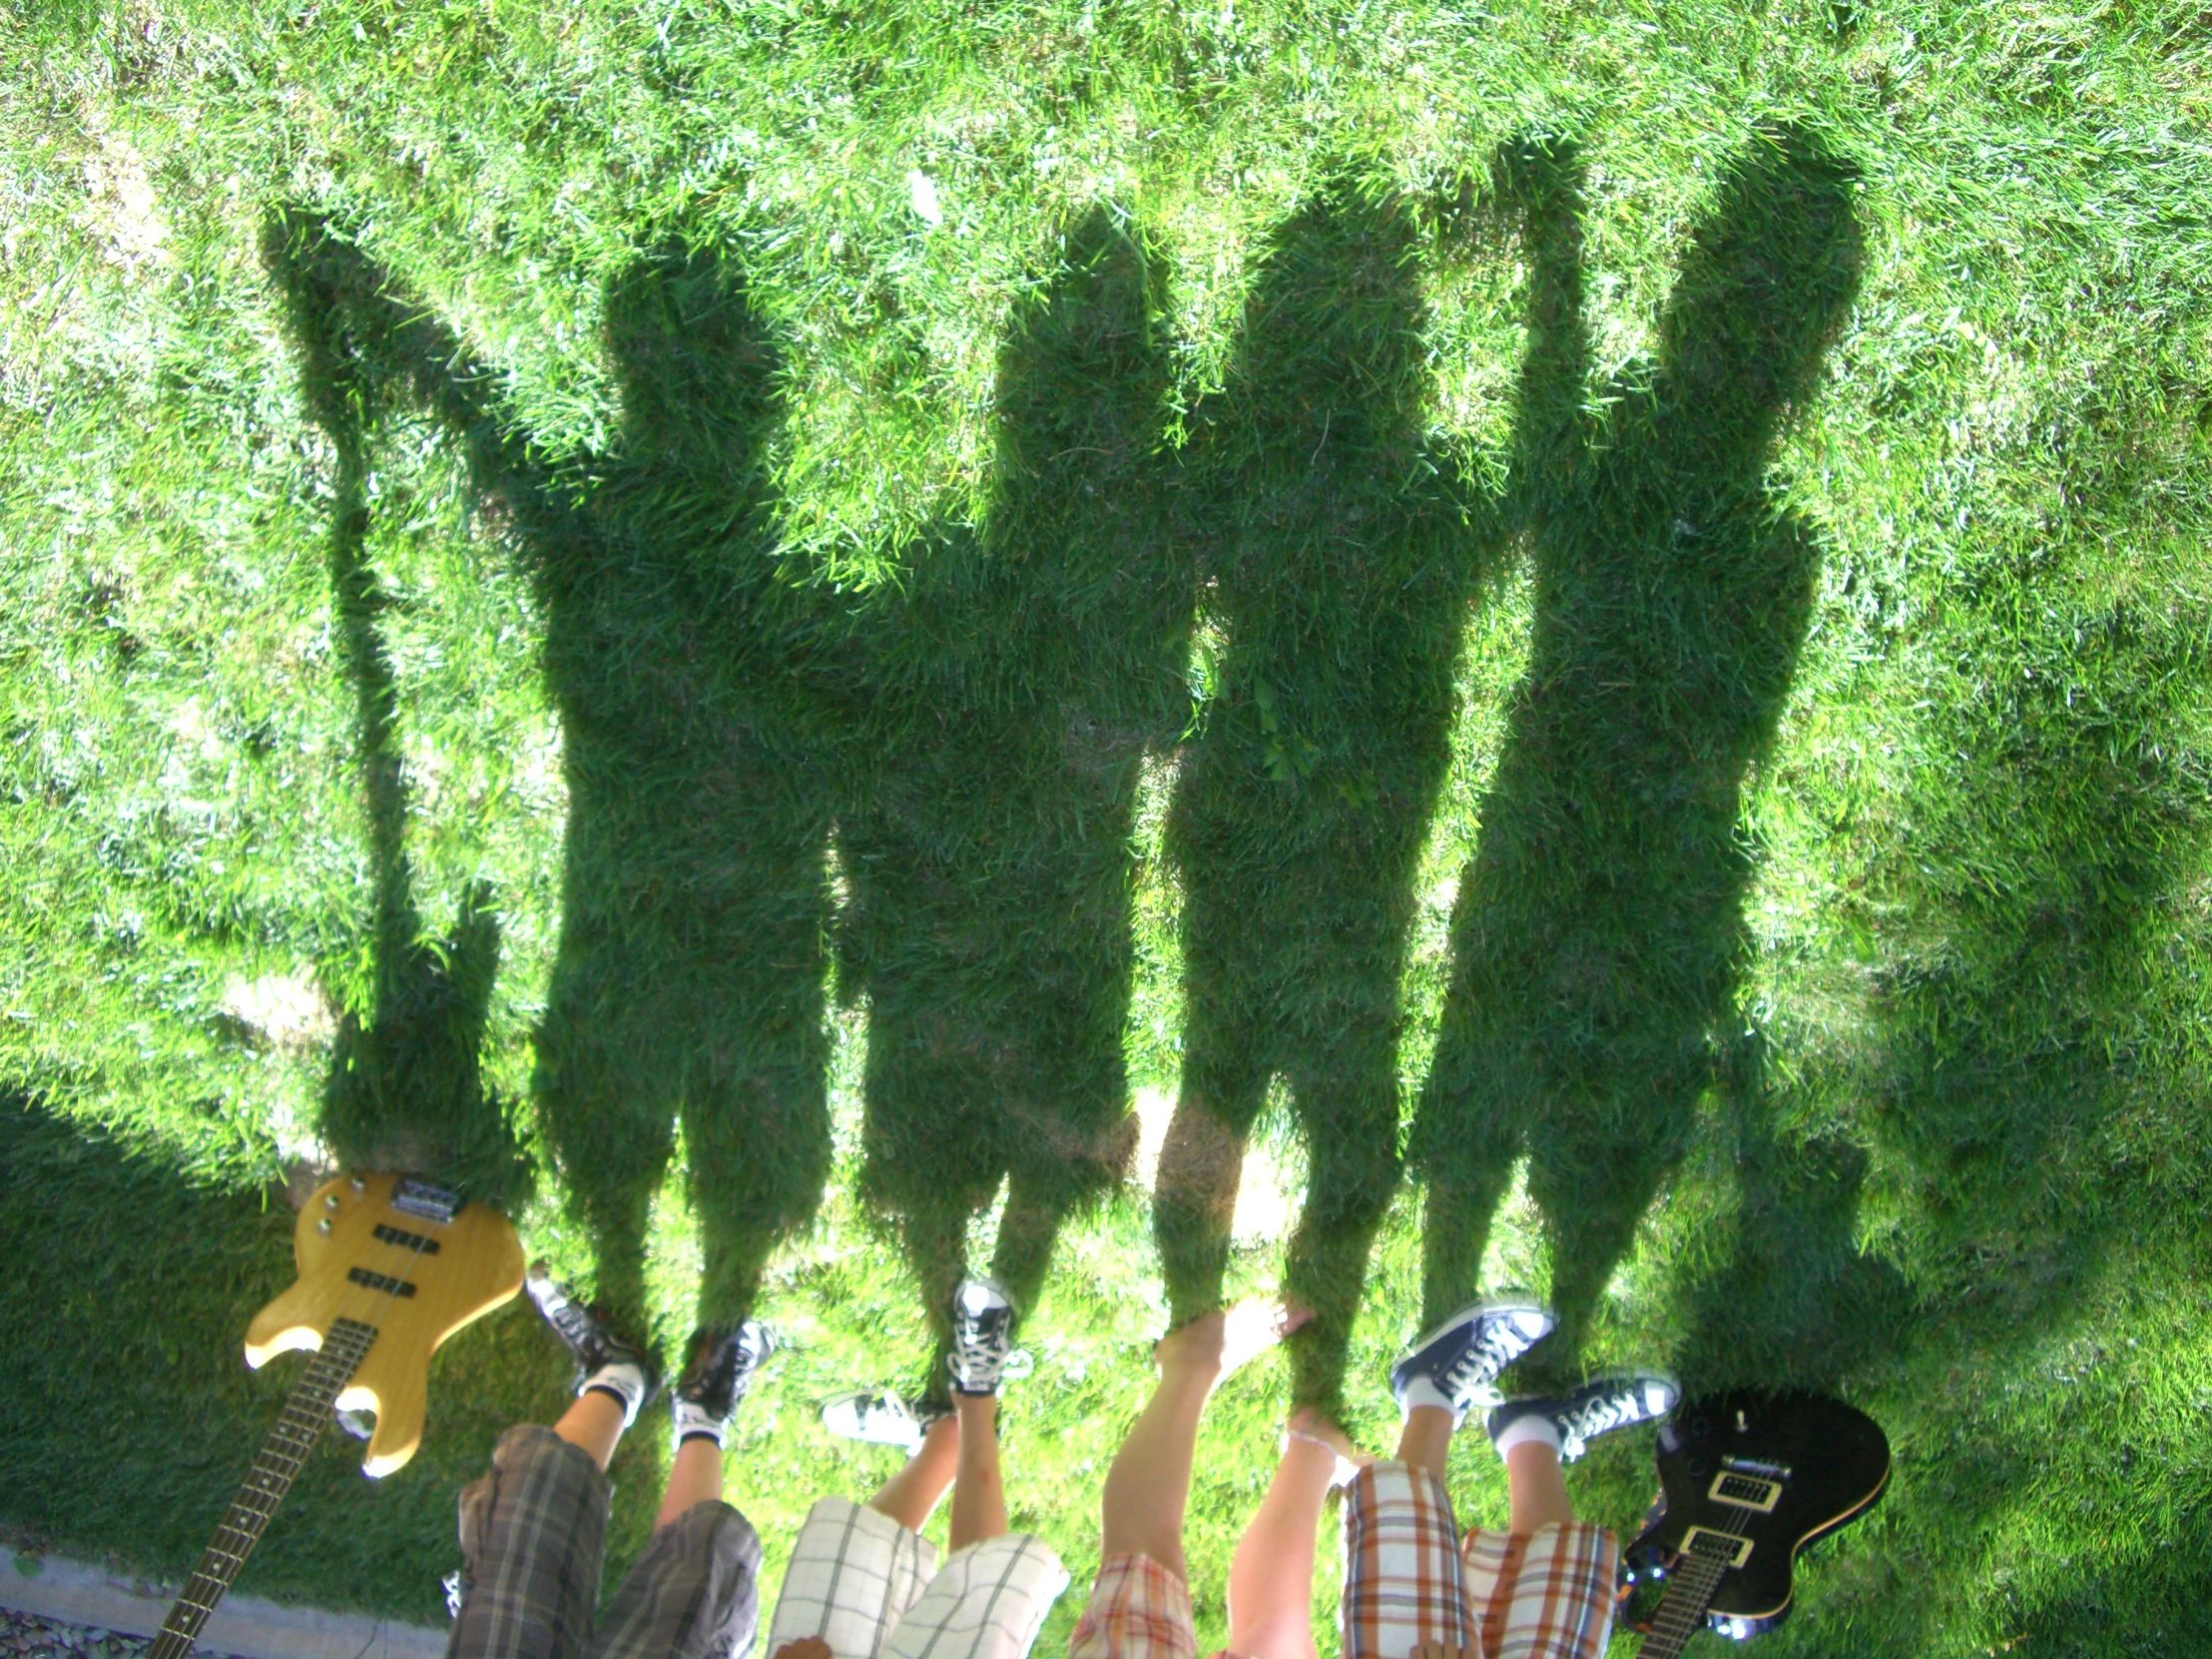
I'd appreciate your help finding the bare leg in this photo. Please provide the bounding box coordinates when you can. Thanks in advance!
[1393,1403,1454,1482]
[949,1393,1007,1552]
[866,1413,962,1533]
[1100,1299,1311,1582]
[553,1391,626,1472]
[1226,1410,1357,1659]
[1502,1439,1575,1536]
[653,1435,727,1531]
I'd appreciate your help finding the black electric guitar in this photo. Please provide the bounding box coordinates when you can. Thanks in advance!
[148,1173,524,1658]
[1619,1391,1889,1654]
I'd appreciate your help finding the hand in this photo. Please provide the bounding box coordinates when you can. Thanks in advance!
[774,1639,833,1659]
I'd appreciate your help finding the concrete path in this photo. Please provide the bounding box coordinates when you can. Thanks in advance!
[0,1550,443,1659]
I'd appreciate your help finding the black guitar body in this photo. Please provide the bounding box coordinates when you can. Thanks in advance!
[1621,1390,1890,1641]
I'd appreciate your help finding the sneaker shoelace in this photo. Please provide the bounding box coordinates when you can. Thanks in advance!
[1559,1383,1648,1447]
[687,1329,767,1405]
[1438,1319,1528,1402]
[534,1283,604,1360]
[952,1305,1011,1385]
[858,1394,919,1436]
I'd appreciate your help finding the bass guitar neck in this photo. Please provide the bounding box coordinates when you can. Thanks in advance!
[149,1319,375,1659]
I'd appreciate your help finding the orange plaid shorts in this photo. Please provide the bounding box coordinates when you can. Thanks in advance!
[1066,1553,1241,1659]
[1342,1462,1616,1659]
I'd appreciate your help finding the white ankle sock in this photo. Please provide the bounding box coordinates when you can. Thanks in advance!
[1399,1376,1462,1423]
[1492,1411,1562,1458]
[582,1361,649,1427]
[671,1396,728,1449]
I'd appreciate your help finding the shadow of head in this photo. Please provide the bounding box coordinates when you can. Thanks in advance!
[603,238,786,484]
[1238,169,1427,424]
[259,210,423,444]
[993,204,1167,443]
[1657,125,1866,442]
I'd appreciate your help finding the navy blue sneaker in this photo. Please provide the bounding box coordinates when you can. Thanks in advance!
[947,1277,1016,1395]
[1388,1298,1555,1423]
[672,1321,774,1443]
[1488,1370,1680,1462]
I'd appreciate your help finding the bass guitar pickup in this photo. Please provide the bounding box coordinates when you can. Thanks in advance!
[391,1178,463,1224]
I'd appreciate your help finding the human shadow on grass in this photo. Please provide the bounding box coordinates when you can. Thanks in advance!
[268,208,1183,1379]
[265,220,528,1209]
[1407,127,1867,1374]
[266,216,838,1341]
[836,206,1184,1395]
[1151,172,1508,1415]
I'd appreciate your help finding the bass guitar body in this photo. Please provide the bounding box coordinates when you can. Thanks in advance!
[247,1170,525,1476]
[1620,1391,1889,1651]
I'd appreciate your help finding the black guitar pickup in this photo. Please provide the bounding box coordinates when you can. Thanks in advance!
[372,1223,441,1255]
[347,1266,417,1299]
[1708,1470,1784,1513]
[1682,1525,1755,1567]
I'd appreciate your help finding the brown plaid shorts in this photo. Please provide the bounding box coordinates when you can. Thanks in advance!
[1341,1461,1615,1659]
[447,1424,763,1659]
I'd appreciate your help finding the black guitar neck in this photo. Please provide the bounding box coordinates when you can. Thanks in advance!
[148,1318,378,1659]
[1633,1539,1737,1659]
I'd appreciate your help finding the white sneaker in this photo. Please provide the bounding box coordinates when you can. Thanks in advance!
[822,1390,948,1452]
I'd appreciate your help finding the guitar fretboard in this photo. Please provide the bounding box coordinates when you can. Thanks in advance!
[1636,1542,1735,1659]
[148,1318,377,1659]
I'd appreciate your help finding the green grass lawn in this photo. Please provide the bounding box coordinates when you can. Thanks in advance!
[6,1,2212,1654]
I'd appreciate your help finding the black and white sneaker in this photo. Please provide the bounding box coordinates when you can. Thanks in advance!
[672,1321,774,1445]
[1487,1370,1680,1462]
[822,1389,953,1453]
[947,1276,1016,1395]
[1388,1297,1556,1423]
[526,1261,658,1424]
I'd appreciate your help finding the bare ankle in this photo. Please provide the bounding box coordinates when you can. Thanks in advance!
[1154,1309,1230,1377]
[1285,1407,1355,1461]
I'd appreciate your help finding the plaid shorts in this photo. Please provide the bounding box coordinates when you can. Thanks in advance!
[1341,1462,1615,1659]
[1065,1554,1228,1659]
[448,1424,762,1659]
[768,1496,1069,1659]
[1065,1553,1243,1659]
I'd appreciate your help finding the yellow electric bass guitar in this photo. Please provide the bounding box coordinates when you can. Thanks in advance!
[149,1173,525,1659]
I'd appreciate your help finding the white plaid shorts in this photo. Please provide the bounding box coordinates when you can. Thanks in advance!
[768,1496,1070,1659]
